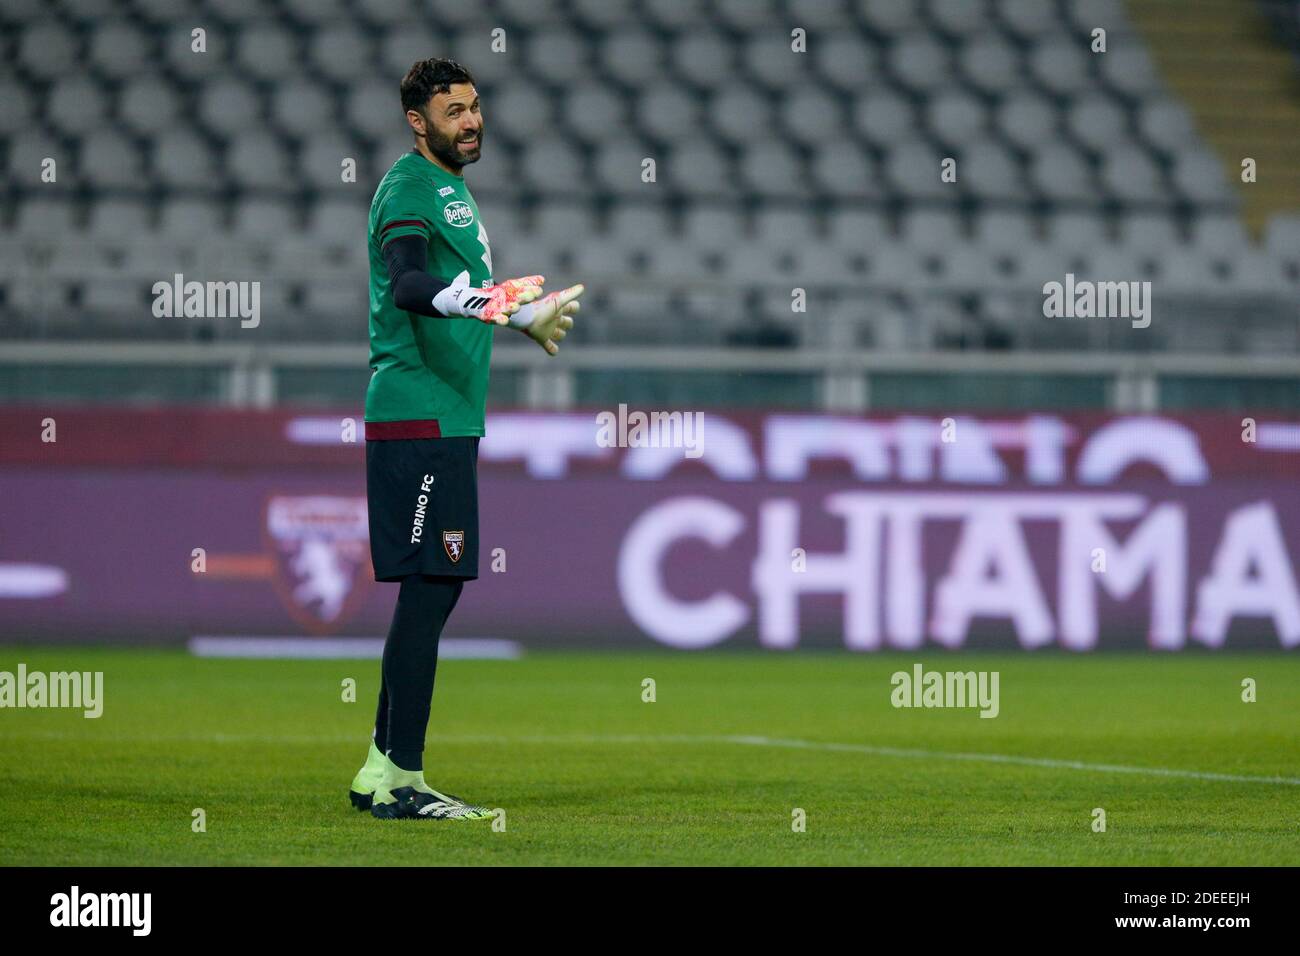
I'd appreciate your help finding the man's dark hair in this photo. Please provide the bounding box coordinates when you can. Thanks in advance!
[400,58,476,115]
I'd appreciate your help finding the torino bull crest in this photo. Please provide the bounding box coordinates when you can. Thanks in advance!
[265,496,372,633]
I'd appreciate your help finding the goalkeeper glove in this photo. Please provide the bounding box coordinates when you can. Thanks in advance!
[508,283,584,356]
[431,270,544,325]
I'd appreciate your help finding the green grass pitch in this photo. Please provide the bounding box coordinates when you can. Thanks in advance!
[1,647,1297,866]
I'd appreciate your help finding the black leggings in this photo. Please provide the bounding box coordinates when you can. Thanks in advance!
[373,574,464,771]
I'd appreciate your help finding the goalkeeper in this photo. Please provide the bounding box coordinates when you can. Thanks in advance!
[349,57,583,820]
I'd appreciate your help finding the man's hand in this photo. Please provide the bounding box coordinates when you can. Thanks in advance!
[510,283,584,356]
[432,270,544,324]
[485,275,546,324]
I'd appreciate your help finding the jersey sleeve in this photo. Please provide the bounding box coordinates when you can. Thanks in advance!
[375,176,440,249]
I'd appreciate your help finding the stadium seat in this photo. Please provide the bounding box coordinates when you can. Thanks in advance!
[118,76,184,136]
[379,27,447,78]
[198,78,264,137]
[226,133,294,190]
[642,0,708,30]
[232,197,300,237]
[929,0,992,37]
[1264,214,1300,258]
[754,207,822,251]
[589,138,649,196]
[569,0,638,30]
[151,131,223,192]
[857,0,923,34]
[900,208,968,249]
[927,90,989,149]
[959,31,1024,94]
[77,131,148,191]
[637,85,703,143]
[563,87,627,146]
[1031,144,1097,203]
[960,139,1025,202]
[1171,150,1235,203]
[1066,94,1131,153]
[89,23,152,79]
[1049,209,1112,253]
[671,31,735,88]
[742,33,808,90]
[158,199,227,237]
[811,142,880,199]
[828,208,892,250]
[816,34,879,91]
[15,199,82,238]
[884,139,949,200]
[162,23,229,80]
[1188,214,1250,253]
[519,140,585,192]
[974,209,1039,252]
[1100,40,1165,97]
[1137,97,1199,154]
[997,90,1061,150]
[1100,145,1169,203]
[788,0,852,30]
[311,25,375,83]
[738,143,808,199]
[18,22,79,80]
[665,143,736,197]
[271,80,337,140]
[47,79,111,136]
[856,88,918,148]
[711,84,776,146]
[682,205,749,250]
[354,0,421,27]
[996,0,1062,39]
[299,136,366,190]
[236,22,301,81]
[605,205,675,248]
[1029,36,1093,96]
[599,28,664,87]
[785,89,845,143]
[526,28,592,86]
[1118,211,1184,250]
[889,35,953,92]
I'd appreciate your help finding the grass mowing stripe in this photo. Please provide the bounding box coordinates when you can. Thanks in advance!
[6,728,1297,787]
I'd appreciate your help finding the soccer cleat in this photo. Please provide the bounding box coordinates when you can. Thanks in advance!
[370,786,495,821]
[348,740,389,811]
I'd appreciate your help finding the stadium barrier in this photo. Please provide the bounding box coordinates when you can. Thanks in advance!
[2,407,1297,650]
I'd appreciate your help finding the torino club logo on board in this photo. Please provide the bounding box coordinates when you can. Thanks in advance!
[263,496,372,633]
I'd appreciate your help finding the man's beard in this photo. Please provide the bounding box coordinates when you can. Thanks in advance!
[422,121,483,170]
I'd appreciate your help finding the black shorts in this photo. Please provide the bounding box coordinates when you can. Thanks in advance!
[366,436,480,582]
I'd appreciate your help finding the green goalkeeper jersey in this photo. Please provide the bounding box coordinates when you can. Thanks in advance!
[365,149,494,436]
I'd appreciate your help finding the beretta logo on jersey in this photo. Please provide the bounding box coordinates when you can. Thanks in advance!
[443,201,474,228]
[443,530,465,563]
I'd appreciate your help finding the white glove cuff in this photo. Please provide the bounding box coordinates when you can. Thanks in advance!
[431,270,486,320]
